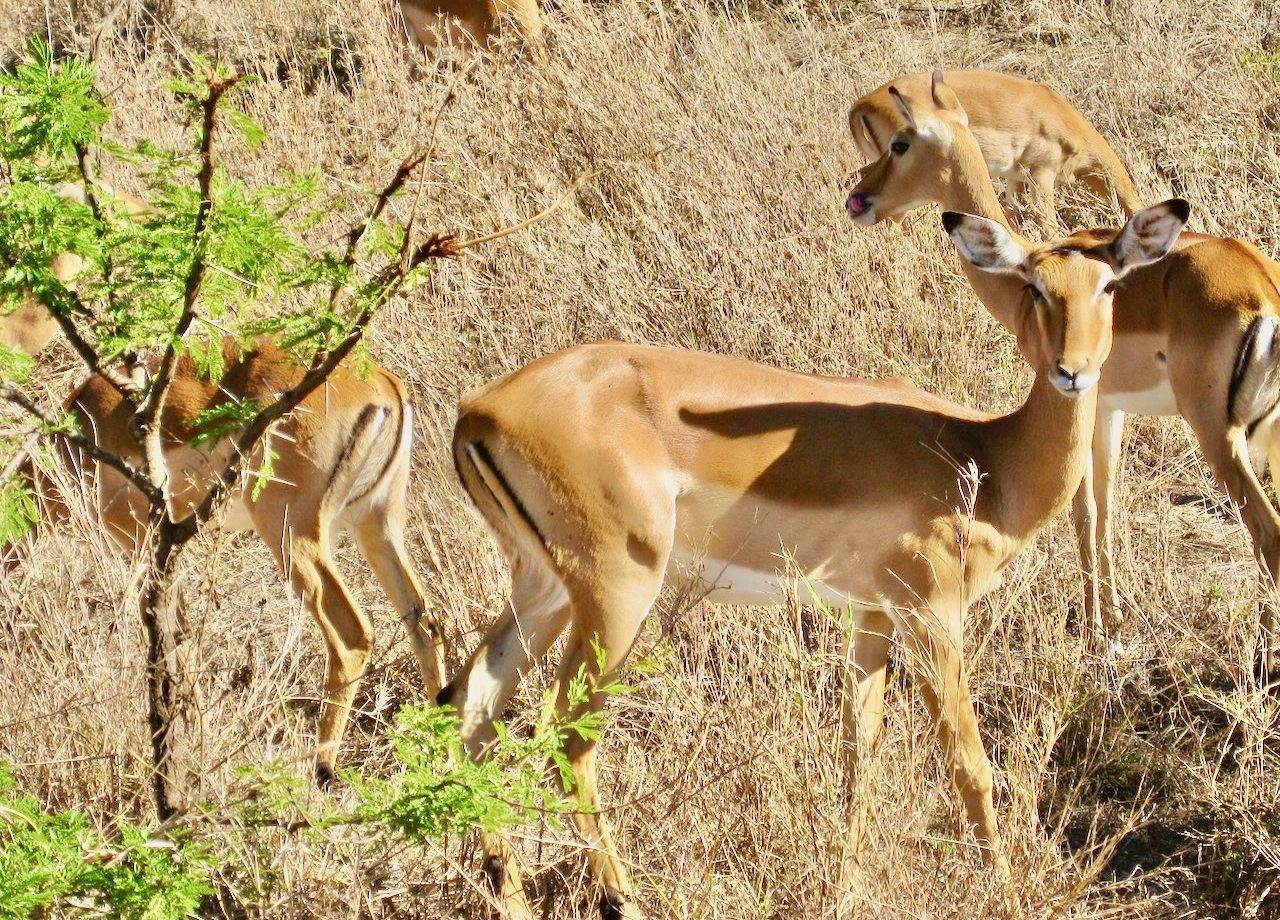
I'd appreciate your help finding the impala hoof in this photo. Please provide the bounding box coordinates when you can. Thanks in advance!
[600,886,627,920]
[482,854,505,894]
[314,760,337,790]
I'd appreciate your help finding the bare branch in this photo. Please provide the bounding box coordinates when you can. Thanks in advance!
[46,302,140,395]
[450,170,597,253]
[0,429,40,491]
[0,384,161,505]
[73,144,105,225]
[327,148,431,314]
[424,62,473,173]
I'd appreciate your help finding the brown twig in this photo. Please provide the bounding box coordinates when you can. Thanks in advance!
[0,384,160,505]
[451,170,597,253]
[46,302,139,394]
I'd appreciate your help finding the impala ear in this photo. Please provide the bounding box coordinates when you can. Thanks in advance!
[857,114,880,154]
[930,69,967,124]
[942,212,1029,275]
[1108,198,1190,276]
[888,85,916,130]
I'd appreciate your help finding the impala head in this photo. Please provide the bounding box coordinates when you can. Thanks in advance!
[942,199,1190,395]
[846,70,972,225]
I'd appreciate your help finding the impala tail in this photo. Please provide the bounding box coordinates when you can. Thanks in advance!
[1229,315,1280,445]
[452,419,549,560]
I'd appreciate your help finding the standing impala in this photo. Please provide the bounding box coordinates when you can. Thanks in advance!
[396,0,542,53]
[846,73,1280,668]
[7,333,448,786]
[849,69,1144,225]
[440,201,1187,919]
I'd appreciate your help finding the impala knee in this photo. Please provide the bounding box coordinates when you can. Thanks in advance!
[329,638,373,684]
[953,753,995,802]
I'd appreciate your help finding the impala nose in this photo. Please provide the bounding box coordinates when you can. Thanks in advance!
[1053,360,1098,395]
[846,192,873,222]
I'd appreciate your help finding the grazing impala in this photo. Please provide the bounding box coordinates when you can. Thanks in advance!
[440,201,1187,918]
[846,73,1280,669]
[396,0,542,53]
[7,334,448,785]
[850,69,1143,225]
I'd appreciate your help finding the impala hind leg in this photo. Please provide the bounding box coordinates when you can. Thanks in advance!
[1184,422,1280,681]
[549,573,663,920]
[838,606,894,885]
[349,500,447,699]
[258,510,374,787]
[441,561,571,920]
[1262,425,1280,675]
[903,607,1007,875]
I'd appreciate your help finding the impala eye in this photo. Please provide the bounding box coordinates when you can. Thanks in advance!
[1103,280,1118,295]
[890,140,909,155]
[1026,284,1045,302]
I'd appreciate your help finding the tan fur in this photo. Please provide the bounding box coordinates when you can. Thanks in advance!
[849,69,1143,223]
[21,340,448,782]
[848,74,1280,667]
[439,204,1185,917]
[396,0,542,53]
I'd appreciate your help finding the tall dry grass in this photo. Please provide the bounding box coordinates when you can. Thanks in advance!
[2,0,1280,916]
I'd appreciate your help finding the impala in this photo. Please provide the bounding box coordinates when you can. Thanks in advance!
[850,69,1143,225]
[439,200,1187,918]
[846,73,1280,670]
[396,0,542,54]
[7,333,448,785]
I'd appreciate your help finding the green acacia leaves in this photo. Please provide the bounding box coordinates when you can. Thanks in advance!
[0,768,213,920]
[0,475,37,546]
[0,37,108,163]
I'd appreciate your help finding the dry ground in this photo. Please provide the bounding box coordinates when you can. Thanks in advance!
[3,0,1280,916]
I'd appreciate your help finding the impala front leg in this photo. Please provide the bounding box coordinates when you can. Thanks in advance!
[1072,406,1126,650]
[838,606,894,888]
[1093,408,1126,639]
[442,566,572,920]
[904,607,1007,876]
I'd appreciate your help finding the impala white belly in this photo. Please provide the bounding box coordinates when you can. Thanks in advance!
[1101,379,1177,416]
[668,552,869,610]
[222,497,255,533]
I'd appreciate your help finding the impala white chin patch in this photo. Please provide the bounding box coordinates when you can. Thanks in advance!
[1051,369,1100,395]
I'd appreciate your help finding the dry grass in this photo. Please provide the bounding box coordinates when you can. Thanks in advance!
[3,0,1280,916]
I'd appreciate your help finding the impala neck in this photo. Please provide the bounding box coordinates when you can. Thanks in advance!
[986,364,1098,545]
[937,135,1027,334]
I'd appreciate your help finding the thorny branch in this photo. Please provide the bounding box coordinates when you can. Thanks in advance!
[46,293,138,394]
[74,139,141,379]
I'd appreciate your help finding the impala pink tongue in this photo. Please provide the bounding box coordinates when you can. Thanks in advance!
[846,192,869,218]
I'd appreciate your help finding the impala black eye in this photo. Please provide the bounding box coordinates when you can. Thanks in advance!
[1026,284,1045,302]
[1103,280,1118,295]
[890,140,909,155]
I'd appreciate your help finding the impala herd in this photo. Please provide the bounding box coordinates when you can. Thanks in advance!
[3,30,1278,920]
